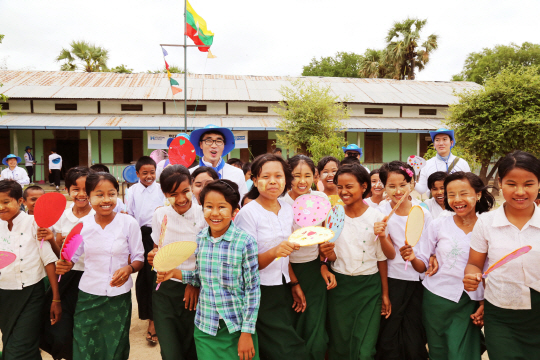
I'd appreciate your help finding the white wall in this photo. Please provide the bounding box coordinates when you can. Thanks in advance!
[401,106,447,118]
[165,101,226,115]
[0,100,31,112]
[34,100,98,114]
[347,104,400,117]
[100,100,163,115]
[228,102,279,116]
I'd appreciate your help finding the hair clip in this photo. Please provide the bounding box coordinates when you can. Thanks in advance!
[400,166,414,178]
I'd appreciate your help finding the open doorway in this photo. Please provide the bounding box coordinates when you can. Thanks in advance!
[55,140,79,178]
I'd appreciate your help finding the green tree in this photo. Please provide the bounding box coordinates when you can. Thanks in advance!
[302,52,364,78]
[274,79,348,162]
[358,49,392,78]
[445,66,540,188]
[451,42,540,84]
[0,34,7,116]
[109,64,133,73]
[56,40,109,72]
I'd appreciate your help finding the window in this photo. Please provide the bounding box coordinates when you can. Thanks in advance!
[121,104,143,111]
[0,103,8,110]
[55,103,77,111]
[248,106,268,113]
[419,109,437,116]
[186,105,207,112]
[364,108,383,115]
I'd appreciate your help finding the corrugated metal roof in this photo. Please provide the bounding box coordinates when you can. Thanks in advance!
[0,70,481,105]
[0,114,442,132]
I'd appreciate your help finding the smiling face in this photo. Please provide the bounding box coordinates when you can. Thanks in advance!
[0,191,22,222]
[165,179,192,216]
[434,134,453,157]
[431,180,445,207]
[320,161,339,191]
[69,176,89,209]
[23,189,44,214]
[203,190,233,238]
[385,172,410,206]
[499,168,540,211]
[370,173,384,197]
[192,172,215,204]
[290,162,315,198]
[337,173,367,206]
[89,180,118,216]
[254,161,286,201]
[446,179,479,217]
[6,158,17,169]
[200,133,225,164]
[136,164,156,188]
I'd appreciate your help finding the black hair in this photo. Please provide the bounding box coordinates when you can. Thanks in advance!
[191,166,219,182]
[160,165,191,194]
[334,164,371,199]
[135,156,157,172]
[428,171,448,190]
[340,156,360,166]
[241,194,251,207]
[444,171,494,214]
[85,172,119,194]
[245,154,292,199]
[226,158,243,168]
[90,164,110,173]
[242,162,252,176]
[273,148,282,154]
[498,150,540,182]
[0,179,23,200]
[65,167,93,190]
[379,161,414,186]
[199,130,226,144]
[23,185,44,199]
[51,148,57,153]
[370,168,381,177]
[288,155,316,177]
[317,156,340,173]
[200,179,240,212]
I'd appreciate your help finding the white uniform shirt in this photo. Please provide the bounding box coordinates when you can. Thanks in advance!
[48,153,62,170]
[332,207,387,276]
[53,208,95,271]
[416,154,470,194]
[378,202,433,281]
[417,216,484,302]
[0,212,58,290]
[126,182,166,227]
[0,167,30,187]
[151,204,207,282]
[24,153,35,167]
[424,198,453,219]
[365,197,382,209]
[235,199,293,286]
[282,190,329,263]
[72,213,144,297]
[470,205,540,310]
[190,161,248,201]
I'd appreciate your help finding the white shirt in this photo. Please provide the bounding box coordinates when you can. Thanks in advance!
[416,154,470,194]
[0,167,30,187]
[53,208,95,271]
[49,153,62,170]
[235,199,293,286]
[378,202,433,281]
[0,212,58,290]
[24,153,35,166]
[126,182,166,227]
[151,204,207,282]
[417,216,484,302]
[424,198,453,219]
[470,205,540,310]
[365,197,382,209]
[190,161,248,201]
[332,207,387,276]
[73,213,144,297]
[282,190,329,263]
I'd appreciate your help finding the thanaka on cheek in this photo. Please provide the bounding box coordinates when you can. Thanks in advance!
[258,179,267,192]
[185,191,193,200]
[219,208,232,218]
[320,173,328,180]
[167,197,175,206]
[203,208,212,219]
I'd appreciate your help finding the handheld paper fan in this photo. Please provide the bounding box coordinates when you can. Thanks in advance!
[154,241,197,290]
[123,165,138,184]
[58,223,84,281]
[328,195,345,207]
[168,137,196,167]
[404,205,424,270]
[483,246,532,278]
[289,226,334,247]
[34,192,66,248]
[407,155,426,175]
[292,194,332,227]
[150,149,167,164]
[325,205,345,243]
[158,215,168,249]
[374,187,411,242]
[0,251,17,269]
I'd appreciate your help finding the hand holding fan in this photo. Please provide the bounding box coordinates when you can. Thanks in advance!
[289,226,334,246]
[293,194,332,227]
[0,251,17,269]
[168,137,196,167]
[58,223,84,281]
[154,241,197,290]
[404,205,424,270]
[328,195,345,207]
[374,187,411,242]
[34,192,66,248]
[483,245,532,278]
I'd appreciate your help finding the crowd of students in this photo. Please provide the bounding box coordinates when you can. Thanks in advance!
[0,125,539,360]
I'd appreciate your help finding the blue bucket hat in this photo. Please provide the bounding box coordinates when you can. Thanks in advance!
[189,125,235,157]
[342,144,363,157]
[2,154,22,166]
[429,128,455,149]
[167,132,190,148]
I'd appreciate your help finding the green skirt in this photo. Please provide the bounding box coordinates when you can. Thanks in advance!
[327,271,381,360]
[484,289,540,360]
[194,319,260,360]
[73,290,132,360]
[257,284,307,360]
[0,280,44,360]
[422,288,482,360]
[291,259,328,360]
[152,278,197,360]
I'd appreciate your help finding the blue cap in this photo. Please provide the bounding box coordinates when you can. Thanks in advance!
[189,125,235,157]
[429,128,455,148]
[342,144,363,157]
[2,154,22,166]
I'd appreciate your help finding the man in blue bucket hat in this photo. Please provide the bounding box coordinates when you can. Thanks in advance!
[189,125,248,199]
[415,128,471,194]
[1,153,30,188]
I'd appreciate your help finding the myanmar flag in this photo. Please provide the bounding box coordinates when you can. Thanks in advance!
[186,0,214,52]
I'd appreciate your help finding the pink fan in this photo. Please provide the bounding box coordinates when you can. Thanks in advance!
[58,223,84,281]
[0,251,17,269]
[483,245,532,278]
[292,194,332,227]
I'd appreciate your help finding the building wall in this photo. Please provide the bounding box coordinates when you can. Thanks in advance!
[401,133,418,160]
[382,133,400,162]
[33,100,98,114]
[228,102,279,116]
[2,100,31,112]
[165,101,226,115]
[101,101,162,115]
[347,105,400,118]
[402,106,447,118]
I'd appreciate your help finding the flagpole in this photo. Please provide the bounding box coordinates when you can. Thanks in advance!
[184,0,188,132]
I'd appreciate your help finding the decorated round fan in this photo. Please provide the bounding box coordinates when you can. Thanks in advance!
[150,149,167,164]
[168,136,196,167]
[153,241,197,273]
[35,192,66,248]
[123,165,138,183]
[407,155,426,175]
[325,205,345,243]
[0,251,17,269]
[293,194,332,227]
[289,226,334,246]
[60,223,84,261]
[404,205,425,269]
[328,195,345,207]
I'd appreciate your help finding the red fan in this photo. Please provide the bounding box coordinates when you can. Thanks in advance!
[168,136,196,167]
[34,192,66,248]
[58,223,84,281]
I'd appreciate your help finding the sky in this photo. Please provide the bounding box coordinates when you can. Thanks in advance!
[1,0,539,81]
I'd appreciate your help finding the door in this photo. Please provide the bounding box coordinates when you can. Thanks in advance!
[0,130,9,160]
[79,140,88,167]
[113,139,124,164]
[364,133,383,163]
[132,138,143,162]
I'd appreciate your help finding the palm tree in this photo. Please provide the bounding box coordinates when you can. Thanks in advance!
[384,18,438,80]
[56,40,109,72]
[359,49,394,79]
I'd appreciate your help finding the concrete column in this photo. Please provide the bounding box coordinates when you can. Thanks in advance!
[416,133,420,156]
[87,130,92,167]
[12,129,18,155]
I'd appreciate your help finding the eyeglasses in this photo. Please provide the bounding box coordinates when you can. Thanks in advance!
[202,138,224,146]
[346,152,360,158]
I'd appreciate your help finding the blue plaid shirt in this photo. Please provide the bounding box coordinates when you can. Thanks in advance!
[182,222,260,336]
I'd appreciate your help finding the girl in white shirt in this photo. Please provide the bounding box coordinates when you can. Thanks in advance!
[56,172,144,360]
[464,151,540,360]
[365,169,385,208]
[282,155,331,360]
[317,156,342,206]
[147,164,206,360]
[235,154,307,360]
[400,171,494,360]
[375,161,432,360]
[320,164,392,359]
